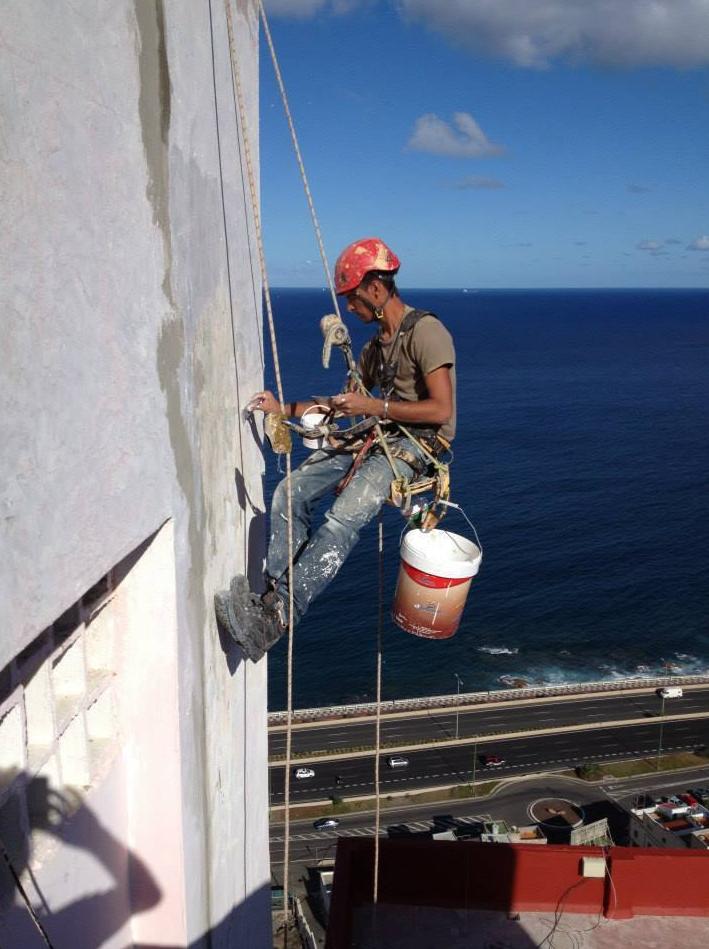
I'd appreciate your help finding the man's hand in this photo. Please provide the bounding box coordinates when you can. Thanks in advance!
[329,392,379,417]
[248,390,281,414]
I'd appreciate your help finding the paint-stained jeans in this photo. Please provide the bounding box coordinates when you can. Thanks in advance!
[266,438,425,627]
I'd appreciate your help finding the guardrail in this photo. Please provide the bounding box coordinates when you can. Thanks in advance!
[268,674,709,726]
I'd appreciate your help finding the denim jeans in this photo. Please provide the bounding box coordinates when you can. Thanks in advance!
[266,437,425,627]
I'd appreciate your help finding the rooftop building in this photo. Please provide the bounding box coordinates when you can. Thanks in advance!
[326,837,709,948]
[630,802,709,849]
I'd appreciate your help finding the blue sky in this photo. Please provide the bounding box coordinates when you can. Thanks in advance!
[260,1,709,288]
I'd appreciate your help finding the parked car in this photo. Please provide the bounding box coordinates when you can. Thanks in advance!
[313,817,339,831]
[691,788,709,805]
[294,767,315,779]
[480,754,505,768]
[680,792,698,807]
[659,795,683,806]
[387,755,409,768]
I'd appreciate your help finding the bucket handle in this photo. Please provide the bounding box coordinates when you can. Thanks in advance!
[301,402,331,420]
[399,500,483,557]
[438,500,483,556]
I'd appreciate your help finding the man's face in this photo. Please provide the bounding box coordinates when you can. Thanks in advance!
[344,281,380,322]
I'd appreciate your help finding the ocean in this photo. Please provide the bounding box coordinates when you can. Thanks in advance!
[262,288,709,711]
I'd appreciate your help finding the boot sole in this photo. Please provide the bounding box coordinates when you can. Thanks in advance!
[214,587,265,663]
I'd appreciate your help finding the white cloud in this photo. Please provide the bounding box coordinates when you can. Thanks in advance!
[407,112,505,158]
[397,1,709,68]
[451,176,504,189]
[688,235,709,250]
[637,239,664,252]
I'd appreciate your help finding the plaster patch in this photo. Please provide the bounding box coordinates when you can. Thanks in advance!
[135,0,173,306]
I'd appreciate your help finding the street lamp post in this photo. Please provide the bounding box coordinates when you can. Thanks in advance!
[453,673,463,741]
[656,694,666,770]
[472,740,477,798]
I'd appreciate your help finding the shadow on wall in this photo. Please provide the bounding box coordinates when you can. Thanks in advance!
[215,462,267,676]
[0,773,271,949]
[0,772,161,947]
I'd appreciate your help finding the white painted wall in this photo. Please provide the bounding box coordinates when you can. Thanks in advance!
[1,1,270,945]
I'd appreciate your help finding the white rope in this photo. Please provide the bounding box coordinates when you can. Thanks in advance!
[258,0,397,907]
[373,512,384,903]
[222,3,296,940]
[258,0,342,318]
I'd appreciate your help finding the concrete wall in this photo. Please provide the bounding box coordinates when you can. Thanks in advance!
[327,838,709,946]
[1,1,269,945]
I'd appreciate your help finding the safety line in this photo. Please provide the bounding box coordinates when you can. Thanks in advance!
[373,513,384,903]
[258,0,342,319]
[207,0,255,572]
[0,836,55,947]
[222,3,296,940]
[207,0,253,920]
[258,0,391,905]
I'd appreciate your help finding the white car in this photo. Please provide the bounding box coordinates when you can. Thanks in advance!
[294,767,315,779]
[387,756,409,768]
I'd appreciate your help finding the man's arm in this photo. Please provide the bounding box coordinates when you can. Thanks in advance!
[330,365,453,425]
[249,390,318,418]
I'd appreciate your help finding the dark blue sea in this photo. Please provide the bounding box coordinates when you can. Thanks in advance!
[263,288,709,711]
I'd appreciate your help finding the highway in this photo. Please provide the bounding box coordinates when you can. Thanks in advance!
[269,765,709,869]
[268,686,709,758]
[268,715,709,806]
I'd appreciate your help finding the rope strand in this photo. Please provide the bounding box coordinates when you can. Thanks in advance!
[222,3,296,941]
[258,0,341,317]
[373,511,384,904]
[0,837,55,947]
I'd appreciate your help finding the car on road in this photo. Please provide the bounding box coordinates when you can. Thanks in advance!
[294,767,315,779]
[313,817,339,831]
[480,754,505,768]
[387,755,409,768]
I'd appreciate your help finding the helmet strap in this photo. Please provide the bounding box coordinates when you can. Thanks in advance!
[373,288,392,320]
[354,280,391,320]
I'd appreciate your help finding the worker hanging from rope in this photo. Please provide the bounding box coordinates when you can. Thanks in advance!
[214,237,457,662]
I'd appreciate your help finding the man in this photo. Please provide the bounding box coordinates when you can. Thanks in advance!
[215,237,456,661]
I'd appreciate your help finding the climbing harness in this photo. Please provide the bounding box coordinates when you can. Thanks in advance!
[263,308,453,532]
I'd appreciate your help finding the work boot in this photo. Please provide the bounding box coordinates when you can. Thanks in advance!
[214,576,286,662]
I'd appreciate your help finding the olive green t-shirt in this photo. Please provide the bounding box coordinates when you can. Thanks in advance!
[358,308,457,442]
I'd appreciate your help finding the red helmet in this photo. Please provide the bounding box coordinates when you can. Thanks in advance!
[334,238,400,295]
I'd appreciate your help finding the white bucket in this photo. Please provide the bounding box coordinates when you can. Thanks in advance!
[392,528,482,639]
[300,404,329,450]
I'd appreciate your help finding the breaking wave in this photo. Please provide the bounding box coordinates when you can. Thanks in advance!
[478,645,519,656]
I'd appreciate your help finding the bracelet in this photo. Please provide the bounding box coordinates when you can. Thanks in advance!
[382,398,390,420]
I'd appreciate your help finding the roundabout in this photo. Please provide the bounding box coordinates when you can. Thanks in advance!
[528,797,585,831]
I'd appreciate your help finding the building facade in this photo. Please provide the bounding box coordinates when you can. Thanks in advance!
[1,1,270,945]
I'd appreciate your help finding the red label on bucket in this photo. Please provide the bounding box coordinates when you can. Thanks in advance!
[402,561,471,589]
